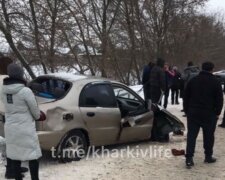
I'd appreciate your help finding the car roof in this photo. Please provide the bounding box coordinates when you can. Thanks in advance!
[37,73,118,84]
[42,73,88,82]
[214,70,225,74]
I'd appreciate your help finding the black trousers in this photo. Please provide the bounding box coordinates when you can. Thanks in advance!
[163,88,170,109]
[12,159,39,180]
[171,88,179,104]
[143,83,151,101]
[150,87,162,104]
[186,112,217,158]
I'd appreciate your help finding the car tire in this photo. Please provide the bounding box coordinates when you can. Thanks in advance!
[57,130,88,163]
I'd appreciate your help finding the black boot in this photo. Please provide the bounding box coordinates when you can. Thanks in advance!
[5,165,15,179]
[171,100,174,105]
[5,158,26,179]
[204,156,217,163]
[186,157,194,169]
[21,167,28,173]
[5,167,25,179]
[218,124,225,128]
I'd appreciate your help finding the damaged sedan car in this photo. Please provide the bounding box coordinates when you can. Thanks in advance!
[0,73,184,161]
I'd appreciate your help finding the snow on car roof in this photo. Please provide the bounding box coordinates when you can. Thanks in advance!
[44,73,88,82]
[214,70,225,74]
[39,73,121,84]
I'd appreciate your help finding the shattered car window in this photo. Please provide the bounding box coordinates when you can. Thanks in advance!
[29,78,71,100]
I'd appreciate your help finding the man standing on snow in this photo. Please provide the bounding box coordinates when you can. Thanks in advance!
[163,64,175,109]
[149,58,167,142]
[149,58,166,104]
[142,61,155,100]
[182,61,200,88]
[181,61,200,116]
[184,62,223,168]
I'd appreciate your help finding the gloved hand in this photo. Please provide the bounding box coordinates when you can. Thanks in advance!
[37,111,46,121]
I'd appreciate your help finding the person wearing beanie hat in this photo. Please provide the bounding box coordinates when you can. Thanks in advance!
[0,59,29,179]
[7,63,25,81]
[149,57,166,104]
[1,63,42,180]
[149,58,167,142]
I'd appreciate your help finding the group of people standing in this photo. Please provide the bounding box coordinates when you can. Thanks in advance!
[142,58,225,169]
[142,58,182,108]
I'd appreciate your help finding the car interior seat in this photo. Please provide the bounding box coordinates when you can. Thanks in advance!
[30,82,44,93]
[53,87,66,99]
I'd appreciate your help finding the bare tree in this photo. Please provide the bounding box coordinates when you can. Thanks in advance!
[0,0,36,78]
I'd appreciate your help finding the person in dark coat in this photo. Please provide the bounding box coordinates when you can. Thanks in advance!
[149,58,166,104]
[182,61,200,88]
[163,65,175,109]
[171,66,181,105]
[149,58,167,142]
[142,62,155,100]
[181,61,200,115]
[184,62,224,168]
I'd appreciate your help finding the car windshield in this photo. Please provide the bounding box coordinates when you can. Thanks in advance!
[29,77,71,101]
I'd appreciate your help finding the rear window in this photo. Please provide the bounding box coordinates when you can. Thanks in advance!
[29,78,71,100]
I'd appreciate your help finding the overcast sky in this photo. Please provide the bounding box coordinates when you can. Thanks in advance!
[205,0,225,12]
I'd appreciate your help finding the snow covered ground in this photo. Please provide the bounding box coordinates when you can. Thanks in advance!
[0,90,225,179]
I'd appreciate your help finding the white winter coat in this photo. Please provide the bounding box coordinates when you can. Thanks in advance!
[1,78,42,161]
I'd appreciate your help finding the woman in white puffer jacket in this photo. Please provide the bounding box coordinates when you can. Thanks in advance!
[1,63,42,180]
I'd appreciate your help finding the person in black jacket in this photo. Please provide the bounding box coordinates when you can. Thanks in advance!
[171,66,181,105]
[184,62,224,168]
[163,65,175,109]
[149,58,166,142]
[149,58,166,104]
[142,62,155,100]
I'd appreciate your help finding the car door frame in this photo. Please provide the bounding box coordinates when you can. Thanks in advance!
[112,83,154,143]
[79,81,122,146]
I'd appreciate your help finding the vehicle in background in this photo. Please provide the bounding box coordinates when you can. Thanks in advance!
[214,70,225,84]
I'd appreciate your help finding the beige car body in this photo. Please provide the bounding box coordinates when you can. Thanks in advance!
[0,73,154,151]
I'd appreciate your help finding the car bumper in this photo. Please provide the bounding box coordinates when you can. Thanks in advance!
[37,131,65,151]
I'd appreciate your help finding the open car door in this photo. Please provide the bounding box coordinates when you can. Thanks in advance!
[113,84,154,143]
